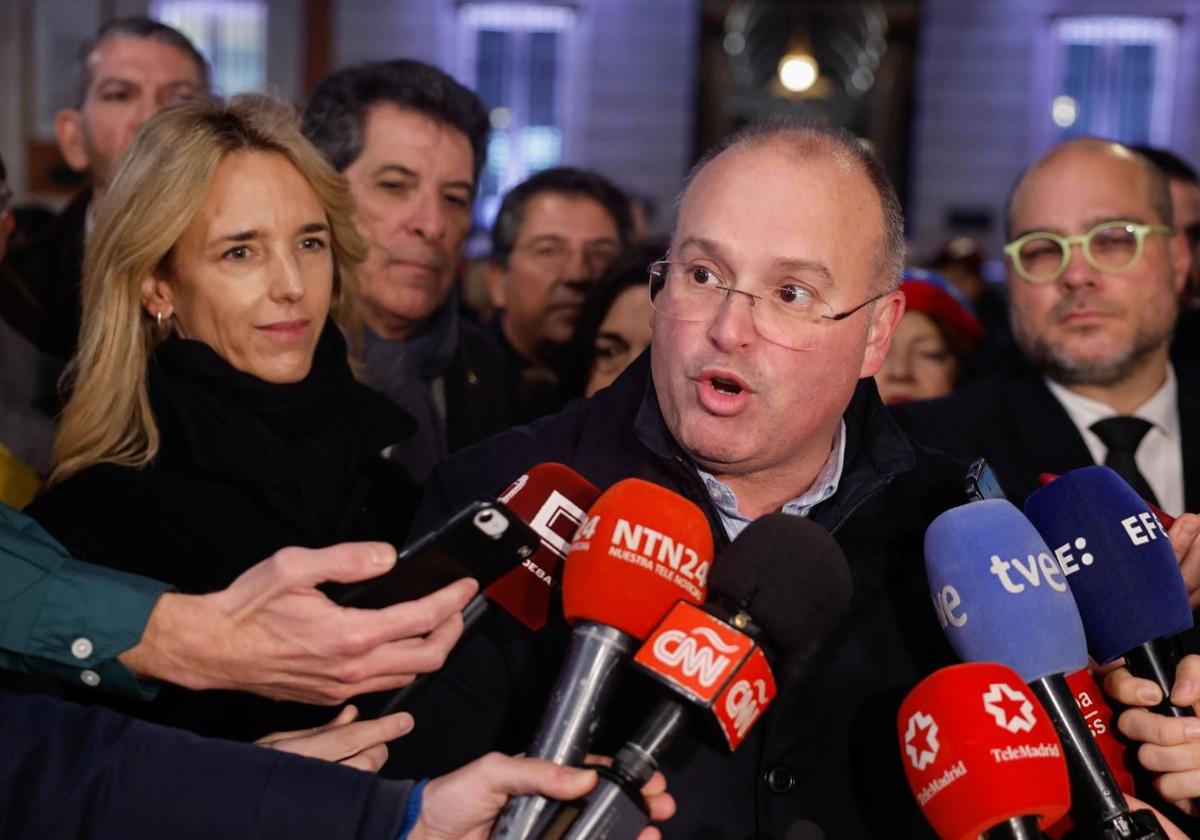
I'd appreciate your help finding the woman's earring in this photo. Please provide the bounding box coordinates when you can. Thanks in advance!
[156,311,164,328]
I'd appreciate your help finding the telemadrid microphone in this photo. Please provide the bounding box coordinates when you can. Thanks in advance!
[492,478,713,840]
[898,662,1070,840]
[925,500,1168,839]
[1025,466,1194,718]
[535,514,853,840]
[486,463,601,631]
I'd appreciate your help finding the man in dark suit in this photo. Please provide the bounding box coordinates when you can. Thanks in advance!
[0,17,208,474]
[893,138,1197,516]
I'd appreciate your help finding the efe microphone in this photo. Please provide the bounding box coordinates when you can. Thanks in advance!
[899,662,1071,840]
[492,478,713,840]
[1025,466,1194,718]
[538,514,853,840]
[925,499,1168,839]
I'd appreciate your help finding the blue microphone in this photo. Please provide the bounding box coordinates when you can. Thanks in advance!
[925,500,1169,840]
[1025,466,1194,718]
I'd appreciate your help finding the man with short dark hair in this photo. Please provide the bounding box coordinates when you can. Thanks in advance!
[302,60,511,483]
[485,167,634,421]
[0,16,209,474]
[388,119,978,837]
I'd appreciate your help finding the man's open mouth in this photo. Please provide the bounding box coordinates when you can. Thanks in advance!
[710,377,744,396]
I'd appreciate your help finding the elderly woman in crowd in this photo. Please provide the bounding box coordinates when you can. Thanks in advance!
[874,267,984,406]
[26,94,467,742]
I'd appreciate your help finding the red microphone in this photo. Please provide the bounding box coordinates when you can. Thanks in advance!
[485,463,600,630]
[1045,667,1137,839]
[494,478,712,840]
[632,600,775,751]
[899,662,1071,840]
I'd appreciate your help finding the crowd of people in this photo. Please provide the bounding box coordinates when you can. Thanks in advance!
[2,14,1200,839]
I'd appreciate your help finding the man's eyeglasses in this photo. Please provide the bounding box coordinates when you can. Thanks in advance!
[1003,220,1173,284]
[647,260,886,350]
[512,237,621,277]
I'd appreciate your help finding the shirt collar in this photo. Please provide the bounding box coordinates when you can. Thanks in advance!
[1044,365,1179,440]
[696,420,847,540]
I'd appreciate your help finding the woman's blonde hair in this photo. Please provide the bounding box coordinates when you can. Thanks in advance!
[51,93,366,484]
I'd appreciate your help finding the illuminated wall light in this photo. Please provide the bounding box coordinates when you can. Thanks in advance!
[490,106,513,129]
[778,53,819,93]
[724,32,745,56]
[1052,95,1078,128]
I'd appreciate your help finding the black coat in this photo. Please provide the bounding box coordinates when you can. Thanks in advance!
[889,364,1200,511]
[0,691,412,840]
[389,352,966,839]
[26,327,419,740]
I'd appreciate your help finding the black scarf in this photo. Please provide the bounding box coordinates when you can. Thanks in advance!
[148,321,414,545]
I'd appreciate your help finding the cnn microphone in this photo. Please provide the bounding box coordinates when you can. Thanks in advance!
[492,478,713,840]
[925,500,1168,839]
[898,662,1070,840]
[536,514,853,840]
[486,463,601,631]
[1025,466,1194,718]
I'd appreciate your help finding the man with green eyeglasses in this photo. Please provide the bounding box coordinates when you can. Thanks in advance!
[895,138,1196,516]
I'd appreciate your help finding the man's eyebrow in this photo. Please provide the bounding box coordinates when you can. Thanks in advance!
[674,236,834,285]
[1010,216,1151,240]
[371,163,473,192]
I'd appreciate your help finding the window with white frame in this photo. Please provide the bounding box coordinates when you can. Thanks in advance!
[457,3,576,226]
[1047,16,1177,146]
[150,0,268,97]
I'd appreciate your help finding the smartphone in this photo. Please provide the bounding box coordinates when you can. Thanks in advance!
[328,500,540,609]
[964,458,1007,503]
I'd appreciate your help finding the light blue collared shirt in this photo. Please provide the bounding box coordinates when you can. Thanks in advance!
[696,420,847,540]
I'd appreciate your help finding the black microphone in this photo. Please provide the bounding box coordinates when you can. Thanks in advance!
[536,514,853,840]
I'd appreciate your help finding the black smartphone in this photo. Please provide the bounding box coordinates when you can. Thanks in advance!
[964,458,1007,503]
[328,500,540,609]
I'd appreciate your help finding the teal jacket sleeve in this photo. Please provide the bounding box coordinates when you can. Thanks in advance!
[0,502,169,699]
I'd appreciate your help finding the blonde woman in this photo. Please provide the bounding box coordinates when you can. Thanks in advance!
[26,94,428,741]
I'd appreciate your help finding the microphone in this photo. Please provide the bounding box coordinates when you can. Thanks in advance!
[925,499,1168,839]
[486,463,601,631]
[898,661,1071,840]
[493,478,713,840]
[377,464,598,716]
[536,514,853,840]
[1024,466,1194,717]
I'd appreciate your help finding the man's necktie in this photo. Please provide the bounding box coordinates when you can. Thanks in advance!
[1089,416,1160,506]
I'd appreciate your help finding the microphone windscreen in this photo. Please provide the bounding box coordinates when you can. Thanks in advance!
[1024,466,1192,663]
[925,500,1087,681]
[564,478,712,639]
[709,513,852,659]
[485,463,600,630]
[899,662,1070,840]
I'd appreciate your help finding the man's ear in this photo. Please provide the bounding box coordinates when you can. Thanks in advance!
[859,289,906,379]
[484,262,508,309]
[1169,230,1191,298]
[54,109,91,174]
[140,273,175,321]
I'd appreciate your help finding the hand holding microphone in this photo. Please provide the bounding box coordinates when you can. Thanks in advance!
[925,499,1169,838]
[492,478,713,840]
[1024,466,1194,718]
[536,514,853,840]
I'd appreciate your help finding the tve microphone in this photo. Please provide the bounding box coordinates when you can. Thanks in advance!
[537,514,853,840]
[487,463,601,631]
[898,662,1070,840]
[925,500,1168,840]
[1025,466,1194,717]
[493,478,712,840]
